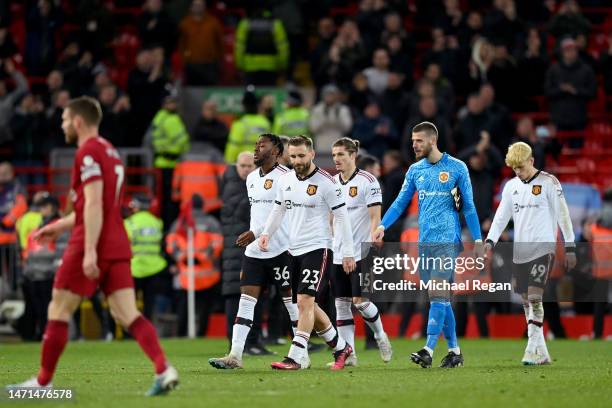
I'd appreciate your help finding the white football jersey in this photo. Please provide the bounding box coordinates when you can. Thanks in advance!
[332,169,382,264]
[245,164,291,259]
[487,171,575,263]
[274,167,351,256]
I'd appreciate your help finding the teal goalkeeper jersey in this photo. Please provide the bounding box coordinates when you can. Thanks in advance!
[380,153,482,243]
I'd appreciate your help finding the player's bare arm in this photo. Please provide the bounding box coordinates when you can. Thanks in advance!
[236,230,256,247]
[33,212,76,242]
[83,180,104,280]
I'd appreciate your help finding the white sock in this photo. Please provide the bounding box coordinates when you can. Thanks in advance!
[335,297,356,357]
[424,346,433,356]
[355,301,384,339]
[229,294,257,359]
[449,347,460,354]
[283,296,299,336]
[527,295,544,354]
[288,330,309,363]
[316,324,347,352]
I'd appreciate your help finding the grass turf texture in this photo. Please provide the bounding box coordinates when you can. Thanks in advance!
[1,339,611,407]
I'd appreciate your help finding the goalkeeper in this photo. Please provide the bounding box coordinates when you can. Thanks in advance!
[372,122,483,368]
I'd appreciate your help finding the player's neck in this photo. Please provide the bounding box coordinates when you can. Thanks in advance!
[261,160,277,174]
[341,165,357,182]
[426,148,443,164]
[523,167,539,182]
[77,129,99,147]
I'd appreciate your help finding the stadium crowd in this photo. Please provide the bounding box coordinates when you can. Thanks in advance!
[0,0,610,346]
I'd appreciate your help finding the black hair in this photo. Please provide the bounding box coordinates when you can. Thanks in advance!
[260,133,284,156]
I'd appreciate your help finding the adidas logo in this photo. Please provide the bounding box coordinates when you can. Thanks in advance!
[286,186,292,191]
[282,281,289,286]
[513,190,518,195]
[428,318,436,325]
[308,284,315,290]
[418,176,425,182]
[250,184,254,188]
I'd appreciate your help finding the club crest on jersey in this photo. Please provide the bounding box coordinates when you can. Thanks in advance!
[264,179,273,190]
[349,186,358,197]
[439,171,449,183]
[307,184,318,196]
[532,185,542,195]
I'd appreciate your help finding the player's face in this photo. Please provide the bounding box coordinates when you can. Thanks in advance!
[289,144,314,176]
[332,146,355,172]
[512,157,535,181]
[254,137,276,167]
[61,108,78,144]
[412,131,433,160]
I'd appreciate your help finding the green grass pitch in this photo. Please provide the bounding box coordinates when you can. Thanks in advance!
[1,338,611,407]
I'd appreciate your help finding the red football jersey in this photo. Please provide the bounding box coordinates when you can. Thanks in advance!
[66,136,131,260]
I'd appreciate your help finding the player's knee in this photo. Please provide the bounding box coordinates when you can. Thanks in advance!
[110,304,140,328]
[352,296,364,305]
[297,296,314,313]
[47,298,73,322]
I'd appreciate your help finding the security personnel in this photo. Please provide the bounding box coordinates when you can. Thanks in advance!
[224,87,270,164]
[234,6,289,86]
[147,91,190,227]
[0,162,27,247]
[273,90,309,137]
[124,194,167,320]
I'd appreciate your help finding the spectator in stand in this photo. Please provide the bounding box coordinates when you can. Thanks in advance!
[457,130,503,221]
[309,84,353,154]
[407,79,450,121]
[25,0,63,76]
[423,62,455,115]
[483,0,523,50]
[178,0,223,85]
[356,0,388,54]
[42,70,64,107]
[46,89,70,150]
[127,48,167,143]
[0,162,27,252]
[487,40,519,110]
[310,17,336,91]
[435,0,464,35]
[378,72,410,135]
[10,94,48,180]
[575,33,597,72]
[545,37,597,133]
[381,11,415,58]
[454,92,491,151]
[479,83,514,153]
[458,11,484,49]
[467,37,494,94]
[548,0,591,45]
[422,28,465,94]
[385,34,413,89]
[363,48,391,96]
[516,26,550,110]
[235,5,288,86]
[98,84,131,147]
[55,42,94,97]
[403,96,451,162]
[513,116,546,169]
[348,72,373,118]
[317,19,367,91]
[0,59,28,148]
[600,31,612,95]
[352,100,398,159]
[192,100,228,154]
[76,0,114,62]
[0,25,19,63]
[139,0,176,56]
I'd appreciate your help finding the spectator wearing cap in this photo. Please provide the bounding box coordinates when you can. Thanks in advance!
[124,194,168,321]
[19,194,66,341]
[309,84,353,154]
[224,87,271,164]
[191,100,229,154]
[545,37,597,132]
[146,91,190,227]
[352,99,398,159]
[273,90,310,137]
[179,0,223,85]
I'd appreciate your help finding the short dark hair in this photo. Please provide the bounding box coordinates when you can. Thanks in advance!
[412,121,438,138]
[357,154,379,170]
[260,133,284,156]
[288,135,313,150]
[67,96,102,126]
[332,137,360,155]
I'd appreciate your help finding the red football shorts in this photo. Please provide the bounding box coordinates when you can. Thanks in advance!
[54,249,134,297]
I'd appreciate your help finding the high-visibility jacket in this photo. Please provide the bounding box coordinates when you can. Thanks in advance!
[22,221,68,281]
[591,223,612,279]
[16,210,43,249]
[234,16,289,73]
[172,149,226,213]
[273,107,310,137]
[224,114,270,164]
[125,211,167,279]
[166,213,223,290]
[148,109,191,169]
[0,182,27,245]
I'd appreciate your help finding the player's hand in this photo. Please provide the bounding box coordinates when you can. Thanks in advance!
[474,240,485,259]
[565,252,577,270]
[372,226,385,243]
[343,257,356,274]
[83,251,100,280]
[258,234,269,251]
[33,222,62,243]
[483,242,493,259]
[236,230,256,247]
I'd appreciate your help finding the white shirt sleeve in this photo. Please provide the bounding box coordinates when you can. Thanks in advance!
[324,181,354,258]
[486,181,514,244]
[549,178,575,245]
[366,178,383,207]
